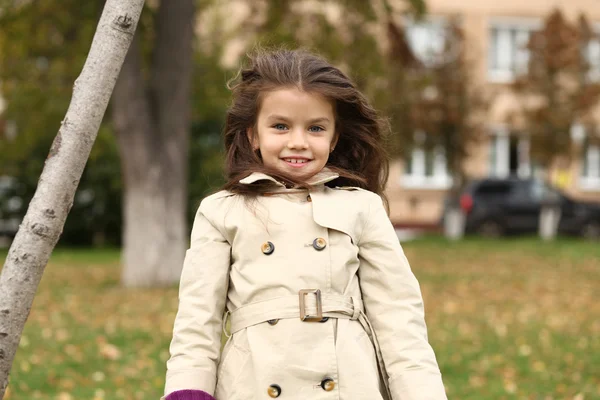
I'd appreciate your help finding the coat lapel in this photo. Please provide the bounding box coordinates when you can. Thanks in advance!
[310,187,361,244]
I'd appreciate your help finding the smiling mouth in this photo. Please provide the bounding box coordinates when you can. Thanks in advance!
[281,158,311,167]
[282,158,309,164]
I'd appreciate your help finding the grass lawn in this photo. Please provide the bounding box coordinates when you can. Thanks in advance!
[1,236,599,399]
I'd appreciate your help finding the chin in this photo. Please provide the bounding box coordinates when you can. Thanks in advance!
[283,169,313,181]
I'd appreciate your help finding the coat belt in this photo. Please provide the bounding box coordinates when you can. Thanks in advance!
[225,291,392,400]
[227,292,363,334]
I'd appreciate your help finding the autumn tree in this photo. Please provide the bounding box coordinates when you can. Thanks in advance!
[389,17,486,194]
[514,9,600,167]
[385,18,424,157]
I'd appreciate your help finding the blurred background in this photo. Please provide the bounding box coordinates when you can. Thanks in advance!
[0,0,599,399]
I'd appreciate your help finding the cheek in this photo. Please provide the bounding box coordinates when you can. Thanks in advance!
[259,135,284,157]
[311,137,334,157]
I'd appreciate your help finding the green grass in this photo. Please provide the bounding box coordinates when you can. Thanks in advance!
[1,236,599,399]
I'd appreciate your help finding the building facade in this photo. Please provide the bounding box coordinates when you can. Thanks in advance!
[386,0,600,227]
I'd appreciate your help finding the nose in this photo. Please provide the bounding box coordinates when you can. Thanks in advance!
[287,128,308,150]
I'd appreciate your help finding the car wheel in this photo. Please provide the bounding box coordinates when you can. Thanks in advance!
[581,222,600,240]
[476,220,504,238]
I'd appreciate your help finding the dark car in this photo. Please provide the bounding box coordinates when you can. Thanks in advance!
[444,177,600,238]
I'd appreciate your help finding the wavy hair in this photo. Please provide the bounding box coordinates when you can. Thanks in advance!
[221,48,390,203]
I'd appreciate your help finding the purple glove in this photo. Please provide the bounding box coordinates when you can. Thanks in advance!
[165,390,216,400]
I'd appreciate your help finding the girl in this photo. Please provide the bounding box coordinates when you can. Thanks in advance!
[163,49,447,400]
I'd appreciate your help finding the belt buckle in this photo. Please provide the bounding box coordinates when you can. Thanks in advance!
[298,289,323,322]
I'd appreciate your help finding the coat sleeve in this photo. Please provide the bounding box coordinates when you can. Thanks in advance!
[357,193,447,400]
[164,197,231,397]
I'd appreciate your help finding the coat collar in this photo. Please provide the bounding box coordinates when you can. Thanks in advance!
[239,168,340,187]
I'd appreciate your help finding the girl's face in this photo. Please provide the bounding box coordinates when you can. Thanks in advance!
[248,87,337,181]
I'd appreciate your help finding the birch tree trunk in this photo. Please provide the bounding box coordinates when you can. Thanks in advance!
[0,1,145,397]
[112,0,195,288]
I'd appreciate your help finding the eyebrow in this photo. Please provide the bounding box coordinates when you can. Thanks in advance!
[267,115,331,124]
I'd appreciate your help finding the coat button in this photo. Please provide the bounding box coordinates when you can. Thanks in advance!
[306,195,312,202]
[320,378,335,391]
[268,384,282,398]
[312,238,327,251]
[261,241,275,255]
[267,319,279,325]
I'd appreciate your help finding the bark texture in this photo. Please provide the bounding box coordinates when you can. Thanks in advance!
[0,1,145,397]
[112,0,195,287]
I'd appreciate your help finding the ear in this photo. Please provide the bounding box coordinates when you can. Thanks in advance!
[247,127,259,150]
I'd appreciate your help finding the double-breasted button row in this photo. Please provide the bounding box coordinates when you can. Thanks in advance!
[261,238,327,255]
[267,379,335,397]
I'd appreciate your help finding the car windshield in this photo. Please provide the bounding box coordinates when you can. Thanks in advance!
[475,181,512,196]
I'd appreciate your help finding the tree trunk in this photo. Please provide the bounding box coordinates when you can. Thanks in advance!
[443,160,467,240]
[539,204,561,241]
[112,0,195,288]
[443,206,465,240]
[0,1,145,397]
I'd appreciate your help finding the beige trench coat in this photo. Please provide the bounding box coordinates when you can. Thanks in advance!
[164,169,447,400]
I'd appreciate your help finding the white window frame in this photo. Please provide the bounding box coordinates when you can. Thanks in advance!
[487,17,541,83]
[488,126,531,178]
[585,22,600,82]
[489,128,510,177]
[402,132,452,189]
[580,142,600,192]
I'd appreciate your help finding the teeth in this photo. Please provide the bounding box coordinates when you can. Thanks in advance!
[284,159,307,164]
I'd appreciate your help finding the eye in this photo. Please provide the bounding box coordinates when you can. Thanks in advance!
[309,126,325,133]
[272,123,288,130]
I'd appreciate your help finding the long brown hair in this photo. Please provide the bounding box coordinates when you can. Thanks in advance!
[221,48,390,203]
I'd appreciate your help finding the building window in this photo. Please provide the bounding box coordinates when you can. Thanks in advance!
[403,133,452,189]
[489,128,531,178]
[488,18,540,83]
[580,140,600,191]
[405,17,447,67]
[584,24,600,82]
